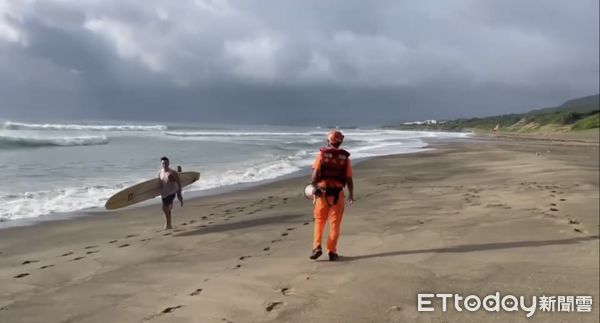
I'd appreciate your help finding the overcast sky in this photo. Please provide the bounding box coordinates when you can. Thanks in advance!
[0,0,598,125]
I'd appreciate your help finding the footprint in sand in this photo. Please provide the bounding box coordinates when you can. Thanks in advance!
[281,233,288,237]
[234,264,242,269]
[574,228,583,234]
[303,222,310,225]
[560,198,566,201]
[144,305,183,319]
[86,250,100,255]
[189,219,198,224]
[550,208,559,212]
[280,288,292,296]
[140,238,151,242]
[189,288,202,296]
[126,234,139,238]
[550,203,557,206]
[265,302,283,312]
[21,260,40,265]
[568,218,580,225]
[39,265,54,269]
[108,240,118,244]
[84,246,97,250]
[70,256,85,262]
[162,305,183,314]
[286,228,295,231]
[118,244,130,248]
[163,232,173,236]
[387,306,403,317]
[263,247,271,251]
[60,252,74,257]
[271,239,282,243]
[239,256,251,261]
[14,273,30,279]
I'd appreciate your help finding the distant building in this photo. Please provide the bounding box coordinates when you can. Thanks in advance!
[402,119,439,125]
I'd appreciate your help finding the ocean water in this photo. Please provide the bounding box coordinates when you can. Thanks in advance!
[0,120,469,222]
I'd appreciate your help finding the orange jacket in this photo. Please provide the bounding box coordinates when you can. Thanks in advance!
[312,147,353,188]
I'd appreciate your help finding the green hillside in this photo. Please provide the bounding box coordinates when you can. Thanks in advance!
[387,94,599,133]
[529,94,599,114]
[571,112,600,130]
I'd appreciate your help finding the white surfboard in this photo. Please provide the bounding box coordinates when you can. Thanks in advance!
[105,171,200,210]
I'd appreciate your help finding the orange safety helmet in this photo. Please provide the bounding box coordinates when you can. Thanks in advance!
[327,130,344,145]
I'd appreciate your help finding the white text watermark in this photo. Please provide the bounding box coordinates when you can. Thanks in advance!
[417,293,593,318]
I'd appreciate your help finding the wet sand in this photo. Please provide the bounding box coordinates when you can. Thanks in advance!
[1,137,598,322]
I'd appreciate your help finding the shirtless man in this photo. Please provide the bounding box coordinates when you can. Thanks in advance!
[159,156,183,230]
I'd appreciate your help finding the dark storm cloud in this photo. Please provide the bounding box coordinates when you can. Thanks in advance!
[0,0,597,125]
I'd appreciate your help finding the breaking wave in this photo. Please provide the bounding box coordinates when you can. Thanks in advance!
[2,121,167,131]
[0,134,109,148]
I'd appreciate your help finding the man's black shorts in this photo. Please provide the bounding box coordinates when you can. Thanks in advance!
[162,193,176,206]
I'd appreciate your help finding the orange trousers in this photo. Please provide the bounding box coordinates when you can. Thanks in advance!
[313,191,345,253]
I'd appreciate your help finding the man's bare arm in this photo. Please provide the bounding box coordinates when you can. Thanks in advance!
[174,172,183,206]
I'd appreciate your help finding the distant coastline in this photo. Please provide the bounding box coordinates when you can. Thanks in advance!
[384,94,599,135]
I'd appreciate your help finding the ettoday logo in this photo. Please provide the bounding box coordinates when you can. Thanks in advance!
[417,293,593,318]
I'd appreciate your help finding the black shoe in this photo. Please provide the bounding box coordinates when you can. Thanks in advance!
[328,252,339,261]
[310,246,323,260]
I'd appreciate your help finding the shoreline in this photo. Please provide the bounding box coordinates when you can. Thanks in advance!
[0,136,467,230]
[0,130,591,230]
[1,136,598,322]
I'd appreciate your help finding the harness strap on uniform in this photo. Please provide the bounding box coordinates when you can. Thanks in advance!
[316,187,342,206]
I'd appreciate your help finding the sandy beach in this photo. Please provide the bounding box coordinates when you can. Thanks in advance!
[1,136,598,323]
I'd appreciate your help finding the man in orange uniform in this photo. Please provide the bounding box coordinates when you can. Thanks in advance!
[310,130,354,261]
